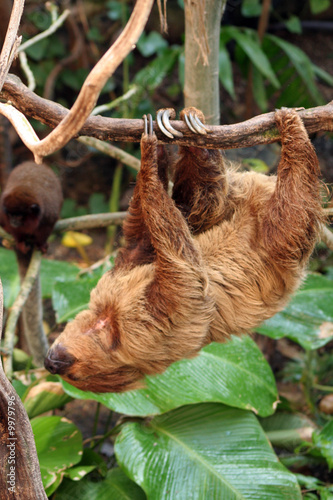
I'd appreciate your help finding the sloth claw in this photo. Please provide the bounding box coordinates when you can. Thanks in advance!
[184,112,210,135]
[143,114,154,136]
[156,109,183,139]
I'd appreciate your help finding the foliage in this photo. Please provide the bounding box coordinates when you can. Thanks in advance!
[1,243,333,498]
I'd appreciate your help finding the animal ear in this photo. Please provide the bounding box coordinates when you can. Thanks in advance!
[93,317,121,350]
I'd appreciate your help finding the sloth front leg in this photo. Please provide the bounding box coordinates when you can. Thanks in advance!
[263,108,322,266]
[157,107,229,234]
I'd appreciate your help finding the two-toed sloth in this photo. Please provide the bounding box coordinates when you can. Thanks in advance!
[44,107,323,393]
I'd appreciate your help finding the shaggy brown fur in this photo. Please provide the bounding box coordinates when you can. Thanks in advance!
[0,161,63,253]
[44,108,323,393]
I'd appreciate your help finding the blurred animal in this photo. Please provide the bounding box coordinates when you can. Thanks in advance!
[0,161,63,253]
[44,107,323,393]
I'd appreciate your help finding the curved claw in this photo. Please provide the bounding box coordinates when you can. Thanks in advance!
[188,113,209,135]
[184,113,197,134]
[157,109,183,139]
[143,114,153,135]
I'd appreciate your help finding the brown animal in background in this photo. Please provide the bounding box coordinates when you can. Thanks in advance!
[0,161,63,254]
[44,107,323,393]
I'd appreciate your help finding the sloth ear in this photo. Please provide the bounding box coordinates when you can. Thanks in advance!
[89,317,121,350]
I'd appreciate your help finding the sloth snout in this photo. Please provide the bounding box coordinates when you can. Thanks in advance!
[44,345,75,375]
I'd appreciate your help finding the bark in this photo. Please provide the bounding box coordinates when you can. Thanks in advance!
[2,75,333,150]
[183,0,226,124]
[0,281,47,499]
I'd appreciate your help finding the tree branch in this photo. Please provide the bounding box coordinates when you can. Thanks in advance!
[2,75,333,150]
[2,249,43,378]
[0,283,48,499]
[1,0,155,163]
[0,0,24,91]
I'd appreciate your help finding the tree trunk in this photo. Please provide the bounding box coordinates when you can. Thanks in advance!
[183,0,226,125]
[0,281,47,499]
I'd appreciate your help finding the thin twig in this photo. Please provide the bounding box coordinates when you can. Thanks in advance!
[54,212,127,233]
[2,248,42,378]
[92,85,138,116]
[19,50,35,91]
[18,9,70,53]
[0,0,24,91]
[320,224,333,251]
[78,136,140,171]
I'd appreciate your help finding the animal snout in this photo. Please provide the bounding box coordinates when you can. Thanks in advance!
[44,344,75,375]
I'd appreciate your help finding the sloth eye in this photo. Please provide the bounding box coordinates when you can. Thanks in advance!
[30,204,40,215]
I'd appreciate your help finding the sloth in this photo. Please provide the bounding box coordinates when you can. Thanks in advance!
[44,107,323,393]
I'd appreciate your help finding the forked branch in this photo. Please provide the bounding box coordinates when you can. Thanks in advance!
[0,0,155,163]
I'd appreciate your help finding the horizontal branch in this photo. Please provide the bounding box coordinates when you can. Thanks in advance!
[2,74,333,150]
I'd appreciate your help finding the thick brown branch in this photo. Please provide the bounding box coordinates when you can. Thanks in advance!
[2,75,333,150]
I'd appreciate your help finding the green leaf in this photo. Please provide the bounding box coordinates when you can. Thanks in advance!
[309,0,330,14]
[260,412,315,450]
[257,279,333,350]
[241,0,262,17]
[134,47,179,93]
[55,468,146,499]
[40,259,80,298]
[266,34,324,105]
[25,38,50,61]
[252,65,268,111]
[284,16,302,34]
[24,381,72,418]
[312,421,333,469]
[106,1,124,20]
[115,403,302,500]
[242,158,269,173]
[312,64,333,87]
[137,31,168,57]
[62,336,278,418]
[88,193,109,214]
[219,44,235,99]
[52,273,99,322]
[226,27,280,88]
[0,248,20,308]
[32,416,83,491]
[61,68,90,91]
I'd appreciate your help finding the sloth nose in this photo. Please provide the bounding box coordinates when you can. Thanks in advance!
[44,345,75,375]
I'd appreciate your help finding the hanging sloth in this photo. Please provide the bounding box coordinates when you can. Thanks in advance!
[44,107,323,393]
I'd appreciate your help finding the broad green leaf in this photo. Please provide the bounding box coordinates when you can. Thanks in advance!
[312,64,333,87]
[252,65,268,111]
[284,16,302,34]
[309,0,330,14]
[134,47,179,92]
[31,416,83,491]
[52,273,99,322]
[219,44,235,99]
[62,336,278,417]
[137,31,168,57]
[260,412,315,450]
[115,403,302,500]
[257,282,333,350]
[225,27,280,88]
[0,248,80,306]
[55,468,146,499]
[241,0,262,17]
[24,381,72,418]
[40,259,80,298]
[266,34,324,105]
[0,248,20,308]
[106,0,123,20]
[312,421,333,469]
[242,158,269,173]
